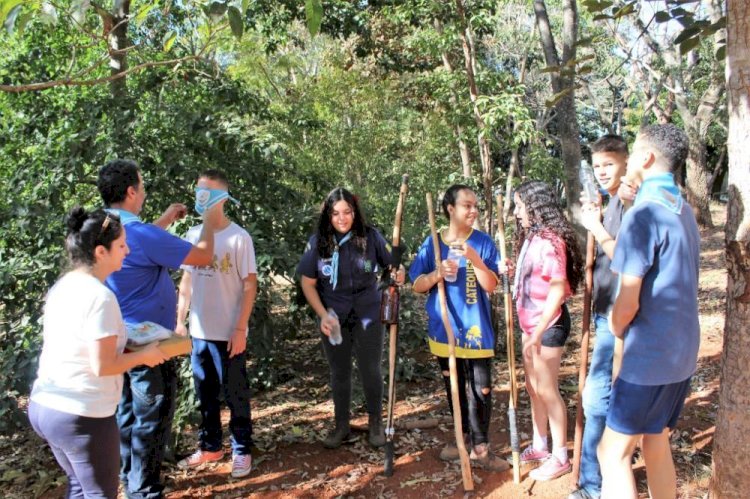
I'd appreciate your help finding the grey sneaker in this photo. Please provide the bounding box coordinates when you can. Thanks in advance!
[567,488,595,499]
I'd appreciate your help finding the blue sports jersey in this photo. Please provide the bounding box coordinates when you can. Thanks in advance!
[409,229,499,358]
[106,214,192,330]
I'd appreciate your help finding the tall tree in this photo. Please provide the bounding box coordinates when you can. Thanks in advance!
[710,0,750,495]
[533,0,582,217]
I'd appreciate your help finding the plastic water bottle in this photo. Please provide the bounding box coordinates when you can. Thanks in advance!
[326,308,342,346]
[444,242,463,283]
[579,161,599,203]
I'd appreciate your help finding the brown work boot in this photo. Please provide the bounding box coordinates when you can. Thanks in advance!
[439,434,470,462]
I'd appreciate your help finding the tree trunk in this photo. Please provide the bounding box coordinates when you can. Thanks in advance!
[709,0,750,496]
[533,0,582,220]
[684,127,714,227]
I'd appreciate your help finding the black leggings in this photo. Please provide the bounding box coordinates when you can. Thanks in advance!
[437,356,493,446]
[320,313,384,425]
[29,400,119,498]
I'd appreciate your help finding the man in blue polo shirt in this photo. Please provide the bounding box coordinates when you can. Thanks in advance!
[98,159,222,499]
[597,125,700,499]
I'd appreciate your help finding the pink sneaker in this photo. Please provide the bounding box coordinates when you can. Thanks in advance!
[529,455,571,481]
[231,454,253,478]
[520,445,550,463]
[177,449,225,469]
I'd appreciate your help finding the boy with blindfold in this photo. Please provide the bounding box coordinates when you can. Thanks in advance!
[176,170,257,479]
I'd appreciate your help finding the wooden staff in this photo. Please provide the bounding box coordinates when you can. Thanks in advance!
[383,174,409,477]
[426,193,474,492]
[572,232,595,485]
[495,194,521,484]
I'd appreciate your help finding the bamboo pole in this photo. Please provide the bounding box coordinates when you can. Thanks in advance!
[426,193,474,492]
[572,232,595,485]
[496,194,521,484]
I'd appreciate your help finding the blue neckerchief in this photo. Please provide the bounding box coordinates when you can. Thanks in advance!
[106,208,141,225]
[195,188,239,215]
[330,231,352,290]
[634,173,683,214]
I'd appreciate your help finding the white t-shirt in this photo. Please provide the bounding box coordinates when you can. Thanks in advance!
[31,271,127,418]
[183,222,256,341]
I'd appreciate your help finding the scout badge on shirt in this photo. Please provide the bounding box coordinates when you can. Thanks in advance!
[195,187,239,215]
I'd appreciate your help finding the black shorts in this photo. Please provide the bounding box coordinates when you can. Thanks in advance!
[540,304,571,348]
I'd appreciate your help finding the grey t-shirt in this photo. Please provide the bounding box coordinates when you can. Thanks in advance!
[592,194,625,315]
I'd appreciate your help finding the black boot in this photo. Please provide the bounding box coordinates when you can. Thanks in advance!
[322,423,355,449]
[368,414,385,448]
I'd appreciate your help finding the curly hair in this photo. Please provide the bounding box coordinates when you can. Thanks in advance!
[513,181,584,293]
[316,187,369,258]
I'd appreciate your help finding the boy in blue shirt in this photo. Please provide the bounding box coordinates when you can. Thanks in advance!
[597,125,700,499]
[98,159,222,499]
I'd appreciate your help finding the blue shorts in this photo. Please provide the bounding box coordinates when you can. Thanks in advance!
[606,377,691,435]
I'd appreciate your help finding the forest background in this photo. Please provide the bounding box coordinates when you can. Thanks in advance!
[0,0,747,497]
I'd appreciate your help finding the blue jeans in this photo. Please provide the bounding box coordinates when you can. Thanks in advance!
[579,314,615,498]
[191,338,253,455]
[117,361,177,499]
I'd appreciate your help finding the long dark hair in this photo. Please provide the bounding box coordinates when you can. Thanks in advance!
[513,181,583,293]
[65,207,123,267]
[316,187,368,258]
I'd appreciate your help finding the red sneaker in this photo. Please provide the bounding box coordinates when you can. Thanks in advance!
[177,449,225,469]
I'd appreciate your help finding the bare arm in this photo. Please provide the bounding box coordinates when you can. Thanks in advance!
[175,271,192,337]
[228,274,258,357]
[610,274,642,338]
[464,245,499,293]
[89,336,167,376]
[153,203,187,229]
[181,202,225,267]
[581,203,616,260]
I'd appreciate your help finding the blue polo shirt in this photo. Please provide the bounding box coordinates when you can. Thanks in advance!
[106,216,192,330]
[611,175,700,386]
[297,228,392,326]
[408,229,499,358]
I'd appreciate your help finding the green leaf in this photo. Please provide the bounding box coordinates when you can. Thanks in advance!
[3,3,20,33]
[227,6,243,39]
[592,14,612,21]
[208,1,227,21]
[715,44,725,61]
[540,65,561,74]
[163,30,176,52]
[673,25,701,45]
[701,17,726,37]
[305,0,323,37]
[134,1,157,25]
[679,35,700,55]
[0,0,23,24]
[612,2,636,19]
[581,0,613,14]
[654,11,671,23]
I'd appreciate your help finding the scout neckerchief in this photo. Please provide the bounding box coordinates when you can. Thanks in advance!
[633,172,683,215]
[106,208,140,225]
[330,231,352,290]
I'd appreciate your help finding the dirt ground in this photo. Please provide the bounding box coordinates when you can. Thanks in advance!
[0,204,726,498]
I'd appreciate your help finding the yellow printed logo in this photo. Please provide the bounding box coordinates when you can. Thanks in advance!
[466,325,482,347]
[465,260,478,305]
[219,253,233,274]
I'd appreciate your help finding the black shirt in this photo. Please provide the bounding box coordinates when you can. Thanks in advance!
[592,195,625,315]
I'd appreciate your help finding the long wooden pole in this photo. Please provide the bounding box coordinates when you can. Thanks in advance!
[495,194,521,484]
[572,232,595,485]
[383,174,409,476]
[426,193,474,492]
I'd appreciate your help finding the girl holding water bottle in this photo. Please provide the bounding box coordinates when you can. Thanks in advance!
[409,184,508,471]
[505,180,583,481]
[298,187,402,449]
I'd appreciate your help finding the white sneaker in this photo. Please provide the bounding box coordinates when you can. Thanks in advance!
[231,453,252,478]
